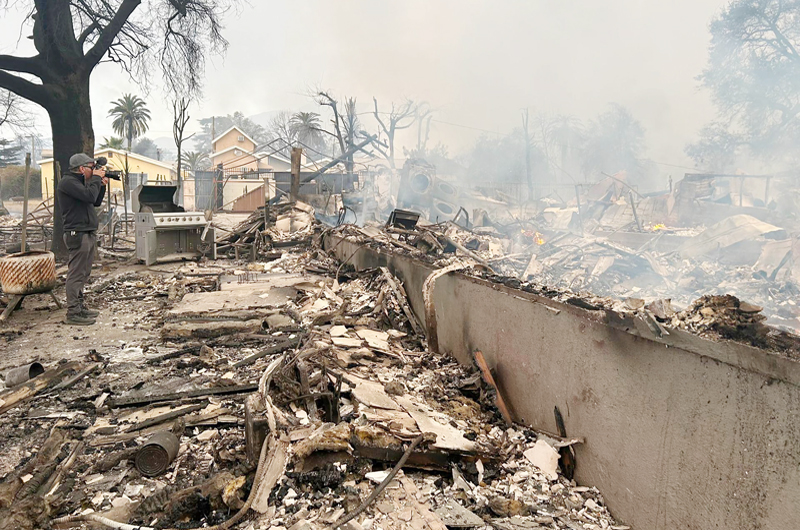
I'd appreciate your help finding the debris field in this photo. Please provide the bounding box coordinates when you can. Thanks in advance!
[0,206,630,530]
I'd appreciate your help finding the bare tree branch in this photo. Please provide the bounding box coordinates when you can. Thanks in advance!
[77,21,101,47]
[0,54,48,79]
[0,90,27,131]
[317,91,346,156]
[0,70,50,107]
[84,0,143,68]
[173,96,191,191]
[372,97,417,169]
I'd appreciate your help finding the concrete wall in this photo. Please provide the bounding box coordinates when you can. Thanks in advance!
[324,234,800,530]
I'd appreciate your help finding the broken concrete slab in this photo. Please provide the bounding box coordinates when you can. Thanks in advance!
[434,499,485,527]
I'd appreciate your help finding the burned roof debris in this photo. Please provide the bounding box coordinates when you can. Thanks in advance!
[1,164,799,530]
[0,203,629,530]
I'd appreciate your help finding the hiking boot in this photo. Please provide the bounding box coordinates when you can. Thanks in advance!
[65,313,96,326]
[81,307,100,318]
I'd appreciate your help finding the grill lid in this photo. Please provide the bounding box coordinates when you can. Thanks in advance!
[133,183,180,212]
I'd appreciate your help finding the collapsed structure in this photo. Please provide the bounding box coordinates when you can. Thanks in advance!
[0,164,798,530]
[380,167,800,335]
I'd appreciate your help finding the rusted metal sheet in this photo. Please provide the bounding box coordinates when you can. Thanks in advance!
[0,250,56,295]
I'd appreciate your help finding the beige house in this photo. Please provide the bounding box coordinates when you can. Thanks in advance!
[210,125,323,172]
[210,125,336,210]
[211,125,263,171]
[38,148,182,201]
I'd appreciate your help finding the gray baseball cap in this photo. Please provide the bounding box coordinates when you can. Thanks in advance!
[69,153,94,170]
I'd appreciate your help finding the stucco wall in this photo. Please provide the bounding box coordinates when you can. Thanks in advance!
[213,130,255,153]
[212,148,258,171]
[324,234,800,530]
[39,151,175,200]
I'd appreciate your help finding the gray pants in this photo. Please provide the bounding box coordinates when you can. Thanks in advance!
[63,231,96,316]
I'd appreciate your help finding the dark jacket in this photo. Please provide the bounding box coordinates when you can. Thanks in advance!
[57,172,106,232]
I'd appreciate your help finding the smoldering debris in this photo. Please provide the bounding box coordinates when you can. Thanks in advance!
[348,168,800,338]
[3,168,798,529]
[0,207,626,530]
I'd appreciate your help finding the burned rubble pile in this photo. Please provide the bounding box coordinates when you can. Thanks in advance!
[216,202,317,261]
[0,199,56,255]
[330,216,800,360]
[385,172,800,335]
[0,210,626,530]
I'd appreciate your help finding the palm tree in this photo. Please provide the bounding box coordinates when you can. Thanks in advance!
[181,151,209,171]
[99,136,125,149]
[108,94,151,152]
[289,112,323,150]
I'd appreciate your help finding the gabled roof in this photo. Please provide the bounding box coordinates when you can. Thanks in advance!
[210,145,258,159]
[37,148,175,172]
[212,125,258,148]
[259,152,332,171]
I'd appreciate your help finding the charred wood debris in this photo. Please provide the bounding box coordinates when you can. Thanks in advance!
[0,202,627,530]
[337,171,800,359]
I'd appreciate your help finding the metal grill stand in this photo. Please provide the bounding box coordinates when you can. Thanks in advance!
[132,181,216,266]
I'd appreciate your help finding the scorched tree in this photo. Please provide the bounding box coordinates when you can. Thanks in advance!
[690,0,800,168]
[0,0,234,255]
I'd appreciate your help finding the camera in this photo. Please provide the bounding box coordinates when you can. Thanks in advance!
[94,156,122,181]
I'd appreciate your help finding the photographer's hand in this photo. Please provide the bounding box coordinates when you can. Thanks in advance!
[93,167,106,178]
[101,176,109,186]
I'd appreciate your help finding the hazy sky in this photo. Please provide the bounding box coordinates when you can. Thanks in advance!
[1,0,727,171]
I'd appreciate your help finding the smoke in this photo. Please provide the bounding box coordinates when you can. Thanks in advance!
[181,0,723,170]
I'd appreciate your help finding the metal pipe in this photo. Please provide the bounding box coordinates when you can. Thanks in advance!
[4,362,45,387]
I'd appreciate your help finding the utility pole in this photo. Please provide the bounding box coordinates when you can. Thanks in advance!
[522,108,533,201]
[21,153,30,251]
[124,152,129,235]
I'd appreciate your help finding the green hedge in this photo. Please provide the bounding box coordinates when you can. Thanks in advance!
[0,165,42,200]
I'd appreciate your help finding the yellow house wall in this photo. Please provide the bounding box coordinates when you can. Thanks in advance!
[213,129,255,153]
[211,148,259,171]
[39,150,178,200]
[39,161,54,199]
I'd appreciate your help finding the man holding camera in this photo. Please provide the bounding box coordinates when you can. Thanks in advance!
[57,153,107,325]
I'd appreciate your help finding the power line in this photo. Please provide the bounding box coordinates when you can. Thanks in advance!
[646,160,698,171]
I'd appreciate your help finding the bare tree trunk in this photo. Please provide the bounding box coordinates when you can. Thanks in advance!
[48,76,95,259]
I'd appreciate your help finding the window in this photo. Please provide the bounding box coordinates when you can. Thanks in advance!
[234,149,241,156]
[237,135,245,142]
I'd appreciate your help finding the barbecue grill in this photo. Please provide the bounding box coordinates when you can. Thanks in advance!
[133,181,216,265]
